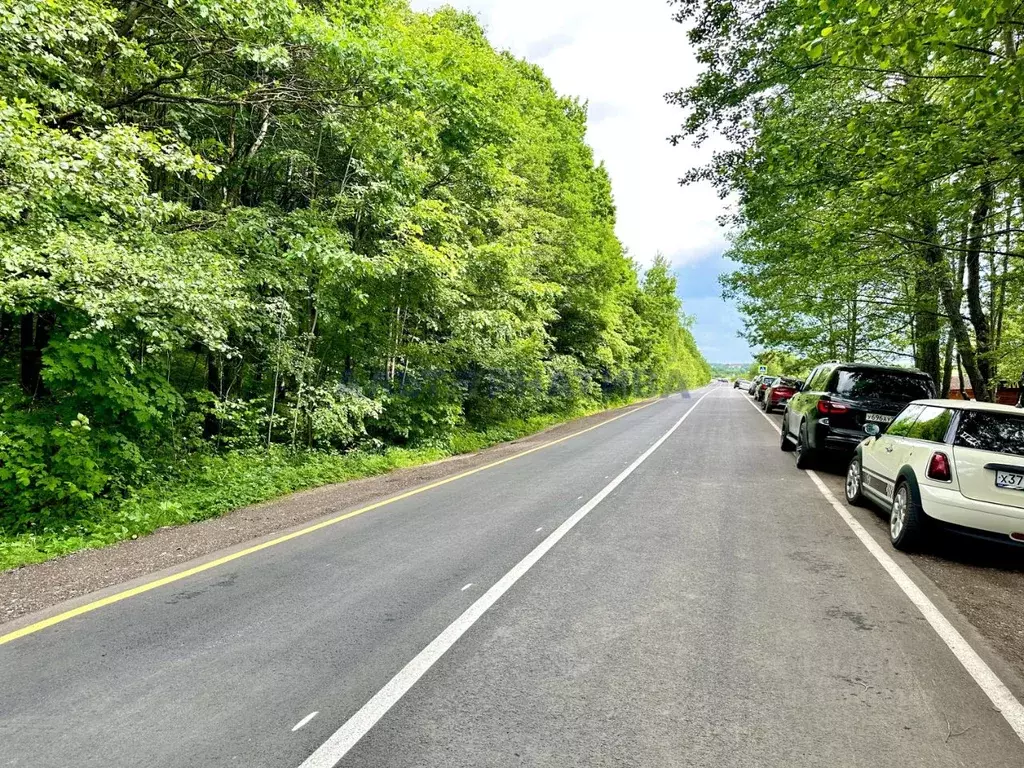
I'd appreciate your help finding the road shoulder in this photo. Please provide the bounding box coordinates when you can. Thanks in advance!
[744,390,1024,703]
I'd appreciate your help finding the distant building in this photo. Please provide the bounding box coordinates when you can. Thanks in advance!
[947,374,1021,405]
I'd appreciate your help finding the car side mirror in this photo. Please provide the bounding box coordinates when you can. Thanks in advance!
[864,423,881,436]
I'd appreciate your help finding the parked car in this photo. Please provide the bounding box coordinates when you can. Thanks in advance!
[780,362,935,468]
[845,400,1024,551]
[734,378,750,390]
[755,375,780,402]
[747,376,762,396]
[763,378,801,413]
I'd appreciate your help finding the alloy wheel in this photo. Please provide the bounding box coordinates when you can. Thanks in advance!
[891,486,908,541]
[846,460,861,501]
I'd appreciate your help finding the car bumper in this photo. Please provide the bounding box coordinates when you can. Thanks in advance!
[921,484,1024,540]
[816,425,863,452]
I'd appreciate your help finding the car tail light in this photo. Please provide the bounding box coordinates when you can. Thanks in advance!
[816,399,849,415]
[927,452,952,482]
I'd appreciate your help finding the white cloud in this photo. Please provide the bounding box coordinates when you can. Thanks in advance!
[408,0,729,266]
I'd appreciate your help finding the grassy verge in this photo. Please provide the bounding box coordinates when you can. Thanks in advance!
[0,398,642,571]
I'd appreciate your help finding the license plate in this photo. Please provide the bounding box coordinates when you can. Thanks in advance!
[995,471,1024,490]
[866,413,894,424]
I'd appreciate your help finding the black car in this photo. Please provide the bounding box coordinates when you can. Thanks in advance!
[780,362,935,468]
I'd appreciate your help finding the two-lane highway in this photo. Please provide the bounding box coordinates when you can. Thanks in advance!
[2,385,1024,767]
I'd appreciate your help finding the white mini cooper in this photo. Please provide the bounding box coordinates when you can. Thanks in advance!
[845,399,1024,550]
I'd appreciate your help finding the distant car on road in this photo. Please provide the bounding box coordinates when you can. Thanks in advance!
[734,378,749,390]
[755,375,779,402]
[780,362,935,468]
[846,399,1024,551]
[763,378,800,413]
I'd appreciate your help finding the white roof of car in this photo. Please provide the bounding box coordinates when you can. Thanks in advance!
[914,398,1024,414]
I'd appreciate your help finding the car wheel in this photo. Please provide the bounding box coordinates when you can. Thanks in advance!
[845,457,866,506]
[780,414,795,451]
[795,423,817,469]
[764,400,773,414]
[890,481,928,551]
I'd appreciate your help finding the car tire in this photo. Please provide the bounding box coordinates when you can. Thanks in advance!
[845,457,866,506]
[780,414,795,451]
[764,400,772,414]
[889,481,928,551]
[795,423,817,469]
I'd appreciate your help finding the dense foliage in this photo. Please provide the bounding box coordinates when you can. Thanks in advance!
[0,0,709,536]
[671,0,1024,399]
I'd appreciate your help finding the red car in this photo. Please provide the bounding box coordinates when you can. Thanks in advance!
[763,378,801,414]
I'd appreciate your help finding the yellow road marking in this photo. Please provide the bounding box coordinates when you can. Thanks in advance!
[0,399,659,646]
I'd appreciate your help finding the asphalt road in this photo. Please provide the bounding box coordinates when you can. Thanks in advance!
[757,396,1024,678]
[3,384,1024,767]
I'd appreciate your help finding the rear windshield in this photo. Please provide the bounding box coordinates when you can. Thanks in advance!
[955,410,1024,457]
[831,369,934,401]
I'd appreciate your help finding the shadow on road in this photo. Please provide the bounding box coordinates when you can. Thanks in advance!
[812,453,1024,573]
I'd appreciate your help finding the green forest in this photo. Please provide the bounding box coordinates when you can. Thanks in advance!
[0,0,710,566]
[672,0,1024,398]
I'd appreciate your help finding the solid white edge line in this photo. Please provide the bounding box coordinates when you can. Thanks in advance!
[740,391,1024,743]
[292,712,319,732]
[297,390,712,768]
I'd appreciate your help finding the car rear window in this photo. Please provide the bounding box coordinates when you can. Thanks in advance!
[955,410,1024,457]
[831,369,934,401]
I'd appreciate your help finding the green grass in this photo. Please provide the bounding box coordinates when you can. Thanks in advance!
[0,399,639,571]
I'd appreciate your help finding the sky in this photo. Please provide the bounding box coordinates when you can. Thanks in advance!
[408,0,752,363]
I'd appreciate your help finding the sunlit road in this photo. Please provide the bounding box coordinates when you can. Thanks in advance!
[2,384,1024,767]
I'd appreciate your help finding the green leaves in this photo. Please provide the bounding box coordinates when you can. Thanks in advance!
[673,0,1024,392]
[0,0,711,532]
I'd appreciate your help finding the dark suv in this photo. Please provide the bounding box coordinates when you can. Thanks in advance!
[780,362,935,468]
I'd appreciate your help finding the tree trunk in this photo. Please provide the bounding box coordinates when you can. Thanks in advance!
[19,312,53,398]
[0,311,12,348]
[956,354,970,400]
[965,179,995,398]
[912,249,941,384]
[203,351,221,440]
[846,293,858,361]
[941,329,954,398]
[923,214,989,401]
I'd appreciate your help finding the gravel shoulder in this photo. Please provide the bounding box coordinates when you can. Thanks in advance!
[0,399,654,627]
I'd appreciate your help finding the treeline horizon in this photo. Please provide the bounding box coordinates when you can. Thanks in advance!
[0,0,710,528]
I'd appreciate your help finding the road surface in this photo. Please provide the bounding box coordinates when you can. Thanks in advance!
[2,384,1024,767]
